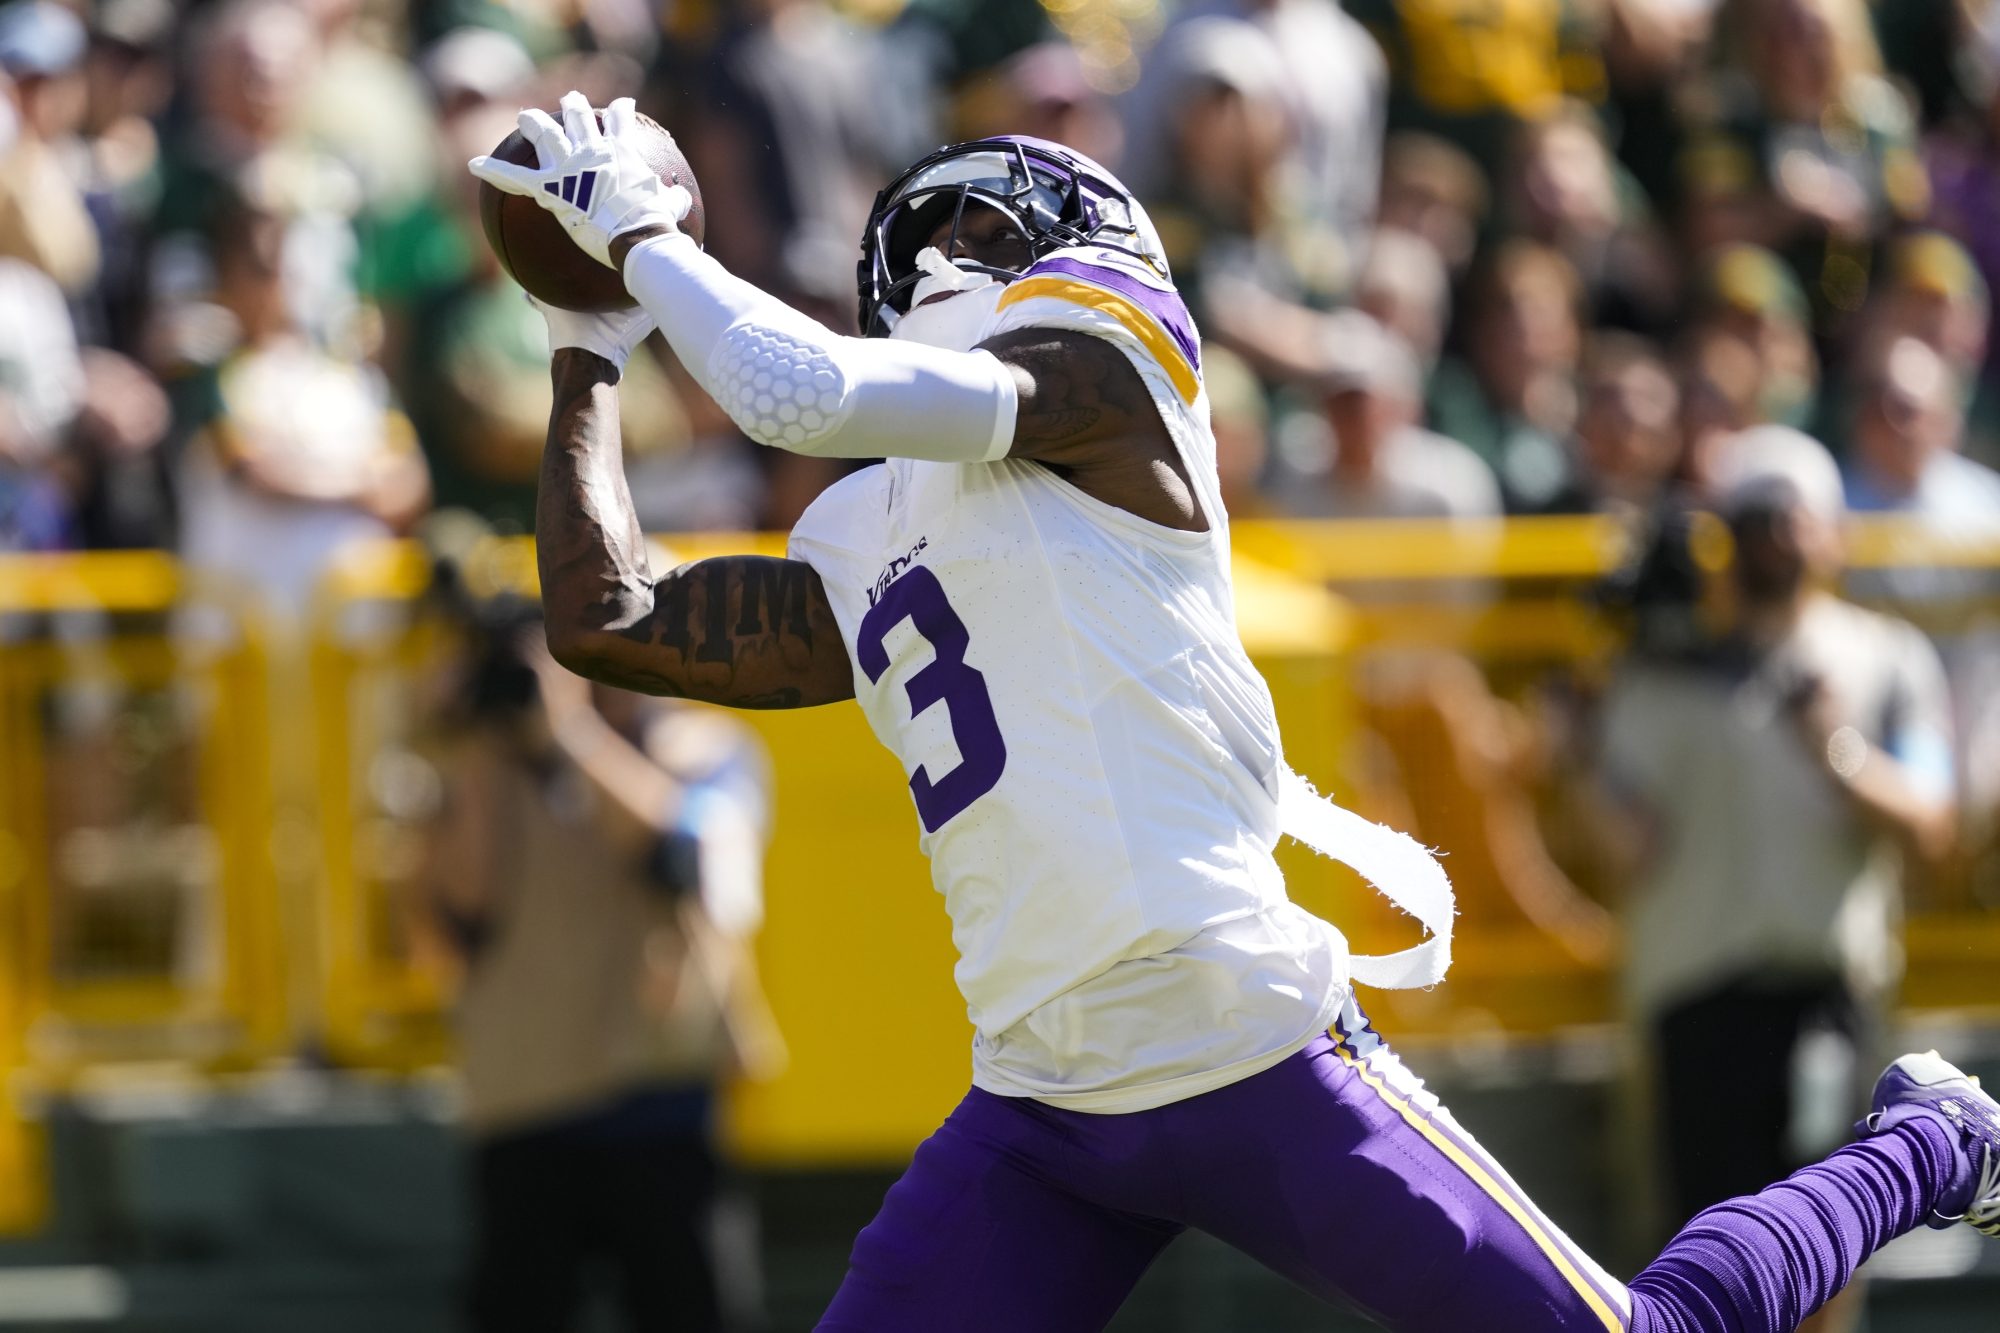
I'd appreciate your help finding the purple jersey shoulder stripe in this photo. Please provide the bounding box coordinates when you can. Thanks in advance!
[1021,254,1201,374]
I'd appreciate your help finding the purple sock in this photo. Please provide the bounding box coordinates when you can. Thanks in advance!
[1627,1118,1961,1333]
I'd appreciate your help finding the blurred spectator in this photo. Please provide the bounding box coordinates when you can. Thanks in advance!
[1293,312,1499,520]
[888,0,1058,91]
[1925,4,2000,450]
[675,0,903,315]
[1688,243,1820,429]
[1343,0,1607,167]
[176,200,429,612]
[1352,225,1451,373]
[0,253,80,549]
[419,590,778,1333]
[73,0,176,351]
[1139,18,1336,382]
[1375,129,1487,274]
[1543,333,1682,516]
[150,0,365,359]
[153,0,319,236]
[379,39,533,523]
[1870,231,1991,384]
[1131,0,1385,270]
[1858,231,2000,461]
[1676,324,1764,490]
[363,27,527,347]
[0,245,169,550]
[1503,100,1677,333]
[1838,336,2000,890]
[1244,0,1387,260]
[63,344,173,550]
[1595,0,1721,221]
[0,0,100,295]
[1597,426,1956,1263]
[0,251,81,454]
[1681,0,1927,329]
[1428,239,1584,511]
[569,0,662,62]
[1843,336,2000,527]
[955,41,1123,169]
[296,0,441,219]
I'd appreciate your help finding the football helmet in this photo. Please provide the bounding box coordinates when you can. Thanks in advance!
[857,135,1168,337]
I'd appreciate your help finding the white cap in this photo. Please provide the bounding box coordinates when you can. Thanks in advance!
[1710,425,1846,526]
[1162,17,1286,98]
[420,26,534,105]
[0,1,84,79]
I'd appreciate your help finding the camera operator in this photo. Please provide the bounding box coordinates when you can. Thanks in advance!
[1593,428,1957,1320]
[417,573,780,1333]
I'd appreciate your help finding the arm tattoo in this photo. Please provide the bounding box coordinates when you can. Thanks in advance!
[982,327,1154,459]
[605,555,846,707]
[979,327,1208,532]
[1020,407,1103,442]
[536,349,854,708]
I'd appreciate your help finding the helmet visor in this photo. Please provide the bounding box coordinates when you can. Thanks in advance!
[878,150,1069,295]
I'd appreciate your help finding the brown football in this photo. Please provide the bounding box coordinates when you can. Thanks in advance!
[477,108,705,312]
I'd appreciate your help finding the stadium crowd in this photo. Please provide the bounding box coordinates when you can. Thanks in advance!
[10,0,1998,863]
[1,0,1997,544]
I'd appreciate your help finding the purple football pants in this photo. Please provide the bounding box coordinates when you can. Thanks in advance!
[818,1001,1961,1332]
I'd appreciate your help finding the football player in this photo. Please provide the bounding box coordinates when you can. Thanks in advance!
[472,95,1999,1332]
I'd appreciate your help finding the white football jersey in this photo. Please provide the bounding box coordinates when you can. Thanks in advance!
[788,246,1349,1110]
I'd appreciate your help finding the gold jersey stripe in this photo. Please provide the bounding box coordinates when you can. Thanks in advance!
[996,277,1200,406]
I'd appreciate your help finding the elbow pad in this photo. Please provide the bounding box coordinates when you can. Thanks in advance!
[622,233,1015,463]
[709,324,851,452]
[707,322,1016,463]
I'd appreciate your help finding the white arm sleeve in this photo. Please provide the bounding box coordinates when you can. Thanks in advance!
[622,232,1016,462]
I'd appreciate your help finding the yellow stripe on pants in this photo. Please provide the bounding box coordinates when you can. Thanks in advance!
[1329,1030,1626,1332]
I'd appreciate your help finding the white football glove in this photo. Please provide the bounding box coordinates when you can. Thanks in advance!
[468,92,692,269]
[532,295,656,373]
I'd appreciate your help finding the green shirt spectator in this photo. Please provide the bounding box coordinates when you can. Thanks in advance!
[1679,0,1929,332]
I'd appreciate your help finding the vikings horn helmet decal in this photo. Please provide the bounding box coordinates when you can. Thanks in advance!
[857,135,1171,338]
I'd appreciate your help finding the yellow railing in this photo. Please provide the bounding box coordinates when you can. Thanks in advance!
[0,516,1995,1217]
[0,561,288,1231]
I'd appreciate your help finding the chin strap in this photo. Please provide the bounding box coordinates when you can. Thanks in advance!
[1277,765,1455,990]
[880,248,1009,353]
[909,246,1000,303]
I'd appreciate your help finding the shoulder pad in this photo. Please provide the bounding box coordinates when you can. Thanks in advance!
[995,246,1201,405]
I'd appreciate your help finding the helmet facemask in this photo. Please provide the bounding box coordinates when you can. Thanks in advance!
[858,137,1161,339]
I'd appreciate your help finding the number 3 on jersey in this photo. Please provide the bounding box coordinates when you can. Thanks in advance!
[856,566,1006,832]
